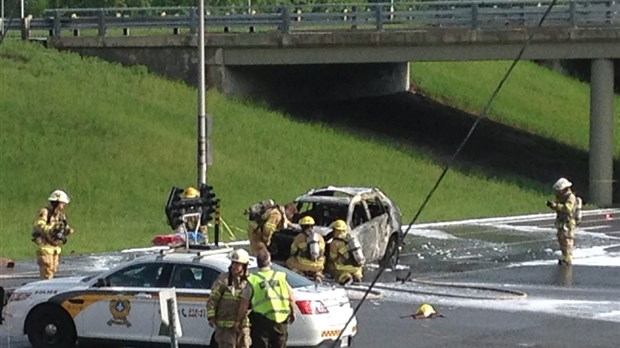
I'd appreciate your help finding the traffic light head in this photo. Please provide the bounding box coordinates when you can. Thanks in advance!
[164,184,219,230]
[199,184,218,225]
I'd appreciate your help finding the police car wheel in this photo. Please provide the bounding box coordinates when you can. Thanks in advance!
[26,305,77,348]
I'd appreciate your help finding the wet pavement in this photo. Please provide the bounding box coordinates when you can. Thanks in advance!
[2,209,619,347]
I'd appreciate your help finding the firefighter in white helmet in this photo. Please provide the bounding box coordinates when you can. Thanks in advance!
[547,178,578,265]
[207,249,252,348]
[286,216,325,282]
[32,189,75,279]
[326,219,364,285]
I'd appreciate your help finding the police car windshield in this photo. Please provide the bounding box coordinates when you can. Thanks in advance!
[249,264,313,288]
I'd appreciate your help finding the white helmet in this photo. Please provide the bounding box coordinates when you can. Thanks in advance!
[552,178,572,191]
[229,249,250,265]
[48,190,70,204]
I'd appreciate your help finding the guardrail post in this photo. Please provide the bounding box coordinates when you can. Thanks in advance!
[351,5,358,29]
[52,10,61,37]
[21,15,31,40]
[97,9,106,37]
[189,7,197,35]
[278,5,290,33]
[569,0,576,27]
[605,0,613,25]
[375,4,384,31]
[471,3,479,29]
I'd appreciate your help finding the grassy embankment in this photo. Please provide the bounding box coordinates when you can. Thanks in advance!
[1,40,617,260]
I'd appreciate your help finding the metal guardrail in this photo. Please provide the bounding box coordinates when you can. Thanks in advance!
[3,1,619,38]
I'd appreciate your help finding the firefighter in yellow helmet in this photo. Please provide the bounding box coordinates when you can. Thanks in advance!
[286,216,325,282]
[326,219,364,285]
[32,190,75,279]
[247,202,298,256]
[546,177,578,265]
[176,186,208,244]
[207,249,252,348]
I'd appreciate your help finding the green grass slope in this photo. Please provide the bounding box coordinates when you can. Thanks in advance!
[410,61,620,154]
[0,40,612,260]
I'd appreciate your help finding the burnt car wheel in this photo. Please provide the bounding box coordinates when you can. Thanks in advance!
[380,233,400,270]
[26,305,77,348]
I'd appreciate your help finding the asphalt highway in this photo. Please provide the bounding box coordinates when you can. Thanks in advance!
[2,209,619,348]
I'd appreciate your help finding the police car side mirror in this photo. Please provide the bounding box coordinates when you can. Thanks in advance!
[94,278,106,288]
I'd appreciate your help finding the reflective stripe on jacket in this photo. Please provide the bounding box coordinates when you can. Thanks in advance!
[38,245,61,255]
[247,270,291,323]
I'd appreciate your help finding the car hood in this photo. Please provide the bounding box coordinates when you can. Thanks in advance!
[16,276,90,292]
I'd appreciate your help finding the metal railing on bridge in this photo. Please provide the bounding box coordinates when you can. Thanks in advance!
[4,0,619,38]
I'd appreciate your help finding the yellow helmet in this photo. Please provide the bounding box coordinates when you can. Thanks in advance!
[332,219,347,231]
[415,304,438,318]
[183,186,200,198]
[299,216,315,226]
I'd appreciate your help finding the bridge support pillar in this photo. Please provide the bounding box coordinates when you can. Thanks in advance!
[208,63,409,102]
[589,58,615,207]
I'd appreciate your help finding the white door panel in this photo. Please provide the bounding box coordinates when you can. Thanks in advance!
[77,289,156,342]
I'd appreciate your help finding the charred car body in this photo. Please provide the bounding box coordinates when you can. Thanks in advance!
[269,186,403,269]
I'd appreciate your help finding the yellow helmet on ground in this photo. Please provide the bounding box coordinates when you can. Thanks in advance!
[332,219,348,231]
[229,249,250,264]
[184,186,200,198]
[48,190,70,204]
[299,216,315,226]
[415,304,438,318]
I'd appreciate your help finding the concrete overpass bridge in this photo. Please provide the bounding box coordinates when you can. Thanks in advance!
[9,1,619,206]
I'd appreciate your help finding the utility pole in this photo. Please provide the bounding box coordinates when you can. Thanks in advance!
[197,0,208,187]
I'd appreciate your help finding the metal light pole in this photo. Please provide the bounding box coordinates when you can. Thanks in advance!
[197,0,208,187]
[1,0,4,35]
[20,0,23,18]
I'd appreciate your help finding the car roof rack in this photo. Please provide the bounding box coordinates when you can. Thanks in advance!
[156,244,233,260]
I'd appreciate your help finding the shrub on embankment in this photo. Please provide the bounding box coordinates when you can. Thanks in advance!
[0,39,615,260]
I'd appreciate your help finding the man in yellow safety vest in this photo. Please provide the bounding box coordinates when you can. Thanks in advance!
[239,249,295,348]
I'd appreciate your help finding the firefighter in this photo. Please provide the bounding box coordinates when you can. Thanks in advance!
[546,177,578,265]
[248,202,298,256]
[32,190,75,279]
[207,249,252,348]
[286,216,325,282]
[176,186,208,244]
[326,219,364,285]
[239,249,295,348]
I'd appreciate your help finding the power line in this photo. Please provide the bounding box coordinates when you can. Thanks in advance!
[331,1,559,346]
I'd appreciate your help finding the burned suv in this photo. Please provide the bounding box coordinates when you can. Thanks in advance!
[269,186,403,269]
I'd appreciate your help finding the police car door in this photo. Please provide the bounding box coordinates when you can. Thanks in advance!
[151,265,218,345]
[79,263,167,343]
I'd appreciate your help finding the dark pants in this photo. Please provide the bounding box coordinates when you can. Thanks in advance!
[249,312,288,348]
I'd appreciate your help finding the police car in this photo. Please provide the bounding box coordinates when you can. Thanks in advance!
[1,248,357,348]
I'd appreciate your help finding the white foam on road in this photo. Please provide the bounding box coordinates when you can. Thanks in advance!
[404,228,458,240]
[375,283,620,323]
[511,244,620,267]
